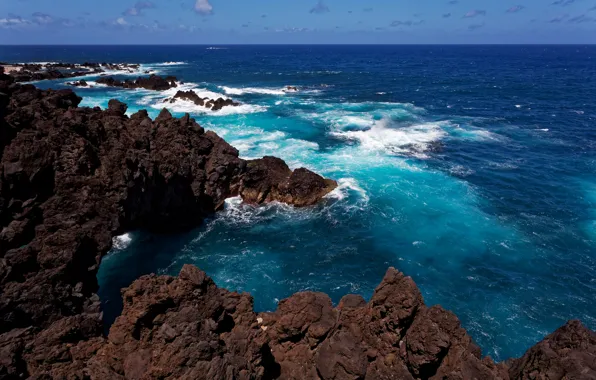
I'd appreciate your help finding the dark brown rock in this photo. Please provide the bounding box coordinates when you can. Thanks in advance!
[168,90,240,111]
[508,320,596,379]
[0,80,594,379]
[239,156,337,207]
[67,79,89,87]
[97,74,177,91]
[0,82,336,378]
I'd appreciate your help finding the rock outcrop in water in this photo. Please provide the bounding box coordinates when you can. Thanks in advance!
[96,75,178,91]
[0,62,140,83]
[166,89,240,111]
[0,72,594,379]
[240,156,338,207]
[66,79,90,87]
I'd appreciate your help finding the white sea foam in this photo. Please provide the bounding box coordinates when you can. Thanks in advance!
[326,178,369,203]
[153,99,267,116]
[153,61,186,66]
[449,164,475,177]
[112,233,132,250]
[80,81,108,88]
[220,86,288,96]
[330,118,446,158]
[136,82,263,116]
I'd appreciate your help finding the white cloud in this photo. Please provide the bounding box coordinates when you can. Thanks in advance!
[116,17,128,25]
[0,16,29,28]
[195,0,213,15]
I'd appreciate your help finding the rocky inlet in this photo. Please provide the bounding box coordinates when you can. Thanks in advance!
[0,67,594,379]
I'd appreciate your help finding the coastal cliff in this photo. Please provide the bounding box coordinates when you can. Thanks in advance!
[0,69,594,379]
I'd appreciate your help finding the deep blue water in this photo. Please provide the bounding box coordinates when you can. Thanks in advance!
[2,45,595,361]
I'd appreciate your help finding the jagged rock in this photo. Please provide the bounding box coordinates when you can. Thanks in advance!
[239,156,338,207]
[97,74,177,91]
[508,320,596,379]
[0,82,336,378]
[2,62,142,83]
[67,79,89,87]
[168,90,240,111]
[0,80,594,379]
[85,265,595,379]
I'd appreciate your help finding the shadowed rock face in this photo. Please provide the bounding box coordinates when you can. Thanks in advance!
[239,156,339,207]
[0,73,594,379]
[0,73,335,378]
[96,75,178,91]
[87,266,596,380]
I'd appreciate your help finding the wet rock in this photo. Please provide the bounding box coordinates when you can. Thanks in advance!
[239,156,337,207]
[97,74,177,91]
[168,90,240,111]
[67,79,89,87]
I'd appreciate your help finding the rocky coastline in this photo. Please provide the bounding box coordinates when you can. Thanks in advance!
[0,62,141,83]
[0,66,594,379]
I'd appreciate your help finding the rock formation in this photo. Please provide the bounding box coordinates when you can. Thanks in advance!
[66,80,89,87]
[83,266,596,379]
[0,62,141,83]
[239,156,338,207]
[166,90,240,111]
[0,71,594,379]
[0,72,335,378]
[96,75,177,91]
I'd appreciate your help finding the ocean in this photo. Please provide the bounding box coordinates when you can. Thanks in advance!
[2,44,595,361]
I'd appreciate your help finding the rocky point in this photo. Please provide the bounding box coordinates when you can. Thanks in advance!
[0,67,594,379]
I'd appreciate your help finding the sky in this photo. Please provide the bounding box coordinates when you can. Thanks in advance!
[1,0,596,44]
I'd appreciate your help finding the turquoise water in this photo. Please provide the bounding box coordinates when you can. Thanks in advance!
[4,45,595,361]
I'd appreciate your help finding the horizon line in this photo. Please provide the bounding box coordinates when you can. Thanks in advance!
[1,43,596,46]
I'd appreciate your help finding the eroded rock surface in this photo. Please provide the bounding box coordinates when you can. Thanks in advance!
[0,72,593,380]
[88,265,595,380]
[0,74,335,378]
[96,75,178,91]
[239,156,338,207]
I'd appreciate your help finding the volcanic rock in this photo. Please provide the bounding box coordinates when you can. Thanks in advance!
[167,90,240,111]
[67,79,89,87]
[96,74,177,91]
[239,156,338,207]
[0,79,593,379]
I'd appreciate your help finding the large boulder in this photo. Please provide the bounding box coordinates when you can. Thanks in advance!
[239,156,337,207]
